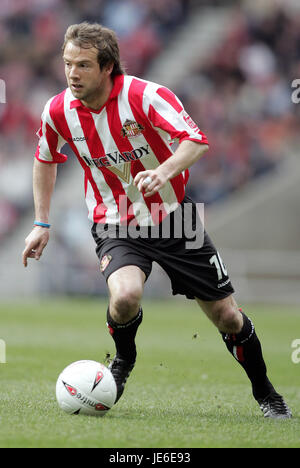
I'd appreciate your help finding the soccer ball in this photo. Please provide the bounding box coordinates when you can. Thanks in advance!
[56,360,117,416]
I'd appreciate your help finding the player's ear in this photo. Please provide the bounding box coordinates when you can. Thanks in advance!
[104,62,114,77]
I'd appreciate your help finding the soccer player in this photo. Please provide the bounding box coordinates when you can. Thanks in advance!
[23,22,291,419]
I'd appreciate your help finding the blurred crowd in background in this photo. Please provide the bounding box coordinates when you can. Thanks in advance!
[179,1,300,203]
[0,0,299,250]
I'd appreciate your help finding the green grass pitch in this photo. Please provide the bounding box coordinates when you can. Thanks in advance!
[0,298,299,448]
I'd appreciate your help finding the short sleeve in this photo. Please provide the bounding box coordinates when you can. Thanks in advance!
[35,98,68,164]
[146,86,209,145]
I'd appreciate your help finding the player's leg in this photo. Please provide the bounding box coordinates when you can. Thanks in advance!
[108,264,145,322]
[196,294,243,333]
[91,222,153,403]
[196,294,274,399]
[107,265,145,362]
[106,265,146,402]
[196,294,292,418]
[147,197,292,418]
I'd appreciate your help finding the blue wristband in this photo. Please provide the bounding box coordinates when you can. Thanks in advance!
[34,221,51,228]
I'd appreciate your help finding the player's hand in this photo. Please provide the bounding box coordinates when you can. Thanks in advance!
[22,227,50,268]
[133,168,169,198]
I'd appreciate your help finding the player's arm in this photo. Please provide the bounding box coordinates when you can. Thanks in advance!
[22,159,57,267]
[134,140,208,198]
[134,85,209,197]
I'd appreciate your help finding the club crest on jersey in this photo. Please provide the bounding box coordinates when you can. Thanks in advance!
[121,119,144,139]
[100,254,112,273]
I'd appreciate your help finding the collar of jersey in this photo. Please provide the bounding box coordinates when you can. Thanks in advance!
[70,74,124,113]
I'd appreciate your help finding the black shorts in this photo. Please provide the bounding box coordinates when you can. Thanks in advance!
[91,197,235,301]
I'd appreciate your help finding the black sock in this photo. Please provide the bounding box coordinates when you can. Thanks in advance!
[106,307,143,363]
[221,310,275,400]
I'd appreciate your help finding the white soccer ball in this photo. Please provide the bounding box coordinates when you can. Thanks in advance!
[56,360,117,416]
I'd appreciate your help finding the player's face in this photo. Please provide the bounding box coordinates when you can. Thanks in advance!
[63,41,113,108]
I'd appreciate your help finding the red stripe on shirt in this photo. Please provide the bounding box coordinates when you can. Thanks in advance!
[45,123,58,159]
[156,87,183,113]
[128,79,172,224]
[49,92,107,222]
[104,98,140,225]
[128,78,186,205]
[155,87,209,146]
[75,107,131,225]
[35,119,67,163]
[148,102,209,146]
[107,95,164,224]
[148,104,193,144]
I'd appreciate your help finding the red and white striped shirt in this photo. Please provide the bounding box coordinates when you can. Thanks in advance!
[35,74,209,226]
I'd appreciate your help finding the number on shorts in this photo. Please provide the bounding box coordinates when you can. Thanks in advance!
[209,253,228,280]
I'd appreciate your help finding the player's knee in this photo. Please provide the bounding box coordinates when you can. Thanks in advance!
[111,286,142,320]
[217,306,242,334]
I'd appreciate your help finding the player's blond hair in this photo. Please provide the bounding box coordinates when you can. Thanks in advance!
[63,22,125,77]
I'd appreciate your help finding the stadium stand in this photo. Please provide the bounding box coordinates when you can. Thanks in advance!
[0,0,299,301]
